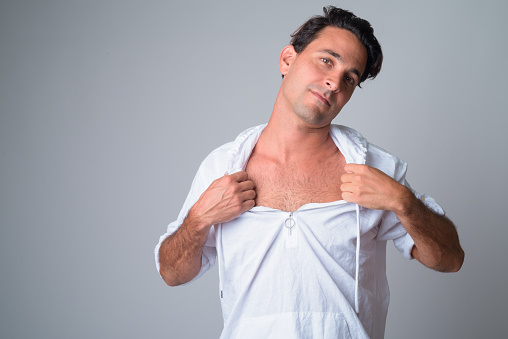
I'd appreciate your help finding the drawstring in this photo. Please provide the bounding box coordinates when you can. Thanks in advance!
[217,223,224,298]
[354,204,361,314]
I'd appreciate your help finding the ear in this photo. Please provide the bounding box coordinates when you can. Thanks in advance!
[279,45,297,77]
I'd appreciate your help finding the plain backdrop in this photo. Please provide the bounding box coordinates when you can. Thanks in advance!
[1,0,507,338]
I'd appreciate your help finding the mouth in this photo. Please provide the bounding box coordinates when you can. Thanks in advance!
[310,90,331,106]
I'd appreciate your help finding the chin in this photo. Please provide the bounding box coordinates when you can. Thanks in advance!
[301,117,332,129]
[293,108,321,123]
[302,112,333,127]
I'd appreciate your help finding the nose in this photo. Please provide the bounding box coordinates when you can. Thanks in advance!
[325,67,347,93]
[325,76,340,92]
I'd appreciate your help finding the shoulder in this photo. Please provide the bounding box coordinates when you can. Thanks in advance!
[366,143,408,181]
[330,124,407,181]
[197,124,266,179]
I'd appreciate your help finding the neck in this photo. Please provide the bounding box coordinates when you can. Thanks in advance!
[258,89,334,163]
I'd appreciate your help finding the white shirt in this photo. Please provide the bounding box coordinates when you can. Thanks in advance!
[155,124,444,339]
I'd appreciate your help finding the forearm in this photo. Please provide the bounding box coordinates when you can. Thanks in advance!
[395,188,464,272]
[158,209,212,286]
[158,171,256,286]
[340,163,464,272]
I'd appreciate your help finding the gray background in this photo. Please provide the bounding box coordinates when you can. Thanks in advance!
[1,0,506,338]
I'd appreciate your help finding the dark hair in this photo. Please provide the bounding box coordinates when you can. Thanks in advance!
[289,6,383,86]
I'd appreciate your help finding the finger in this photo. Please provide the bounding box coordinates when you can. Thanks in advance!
[341,191,356,203]
[238,179,255,191]
[230,171,248,182]
[340,182,351,193]
[344,163,370,174]
[344,163,359,173]
[341,173,354,183]
[241,189,256,201]
[242,198,256,211]
[341,172,366,185]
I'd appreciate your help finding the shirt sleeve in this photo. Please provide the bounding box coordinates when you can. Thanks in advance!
[377,179,446,260]
[366,143,446,260]
[154,147,229,284]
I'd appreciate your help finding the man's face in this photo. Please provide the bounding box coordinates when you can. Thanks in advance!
[280,26,368,127]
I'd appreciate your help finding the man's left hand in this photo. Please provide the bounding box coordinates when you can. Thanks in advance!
[340,163,410,214]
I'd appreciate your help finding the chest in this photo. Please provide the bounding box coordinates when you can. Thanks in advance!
[245,152,346,212]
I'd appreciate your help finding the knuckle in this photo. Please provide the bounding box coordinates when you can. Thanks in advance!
[224,186,235,196]
[232,195,243,205]
[236,171,246,181]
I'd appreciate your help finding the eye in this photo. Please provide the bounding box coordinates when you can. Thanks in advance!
[321,58,332,65]
[344,75,355,86]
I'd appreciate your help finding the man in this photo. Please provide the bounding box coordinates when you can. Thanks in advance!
[155,6,464,339]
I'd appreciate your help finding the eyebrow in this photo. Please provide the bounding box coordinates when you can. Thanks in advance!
[320,49,362,80]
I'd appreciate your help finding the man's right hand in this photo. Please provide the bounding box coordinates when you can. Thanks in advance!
[159,171,255,286]
[190,171,256,230]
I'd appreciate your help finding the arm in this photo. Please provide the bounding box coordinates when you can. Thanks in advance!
[159,171,256,286]
[341,164,464,272]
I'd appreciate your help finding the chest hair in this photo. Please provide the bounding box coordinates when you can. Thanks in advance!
[246,152,346,212]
